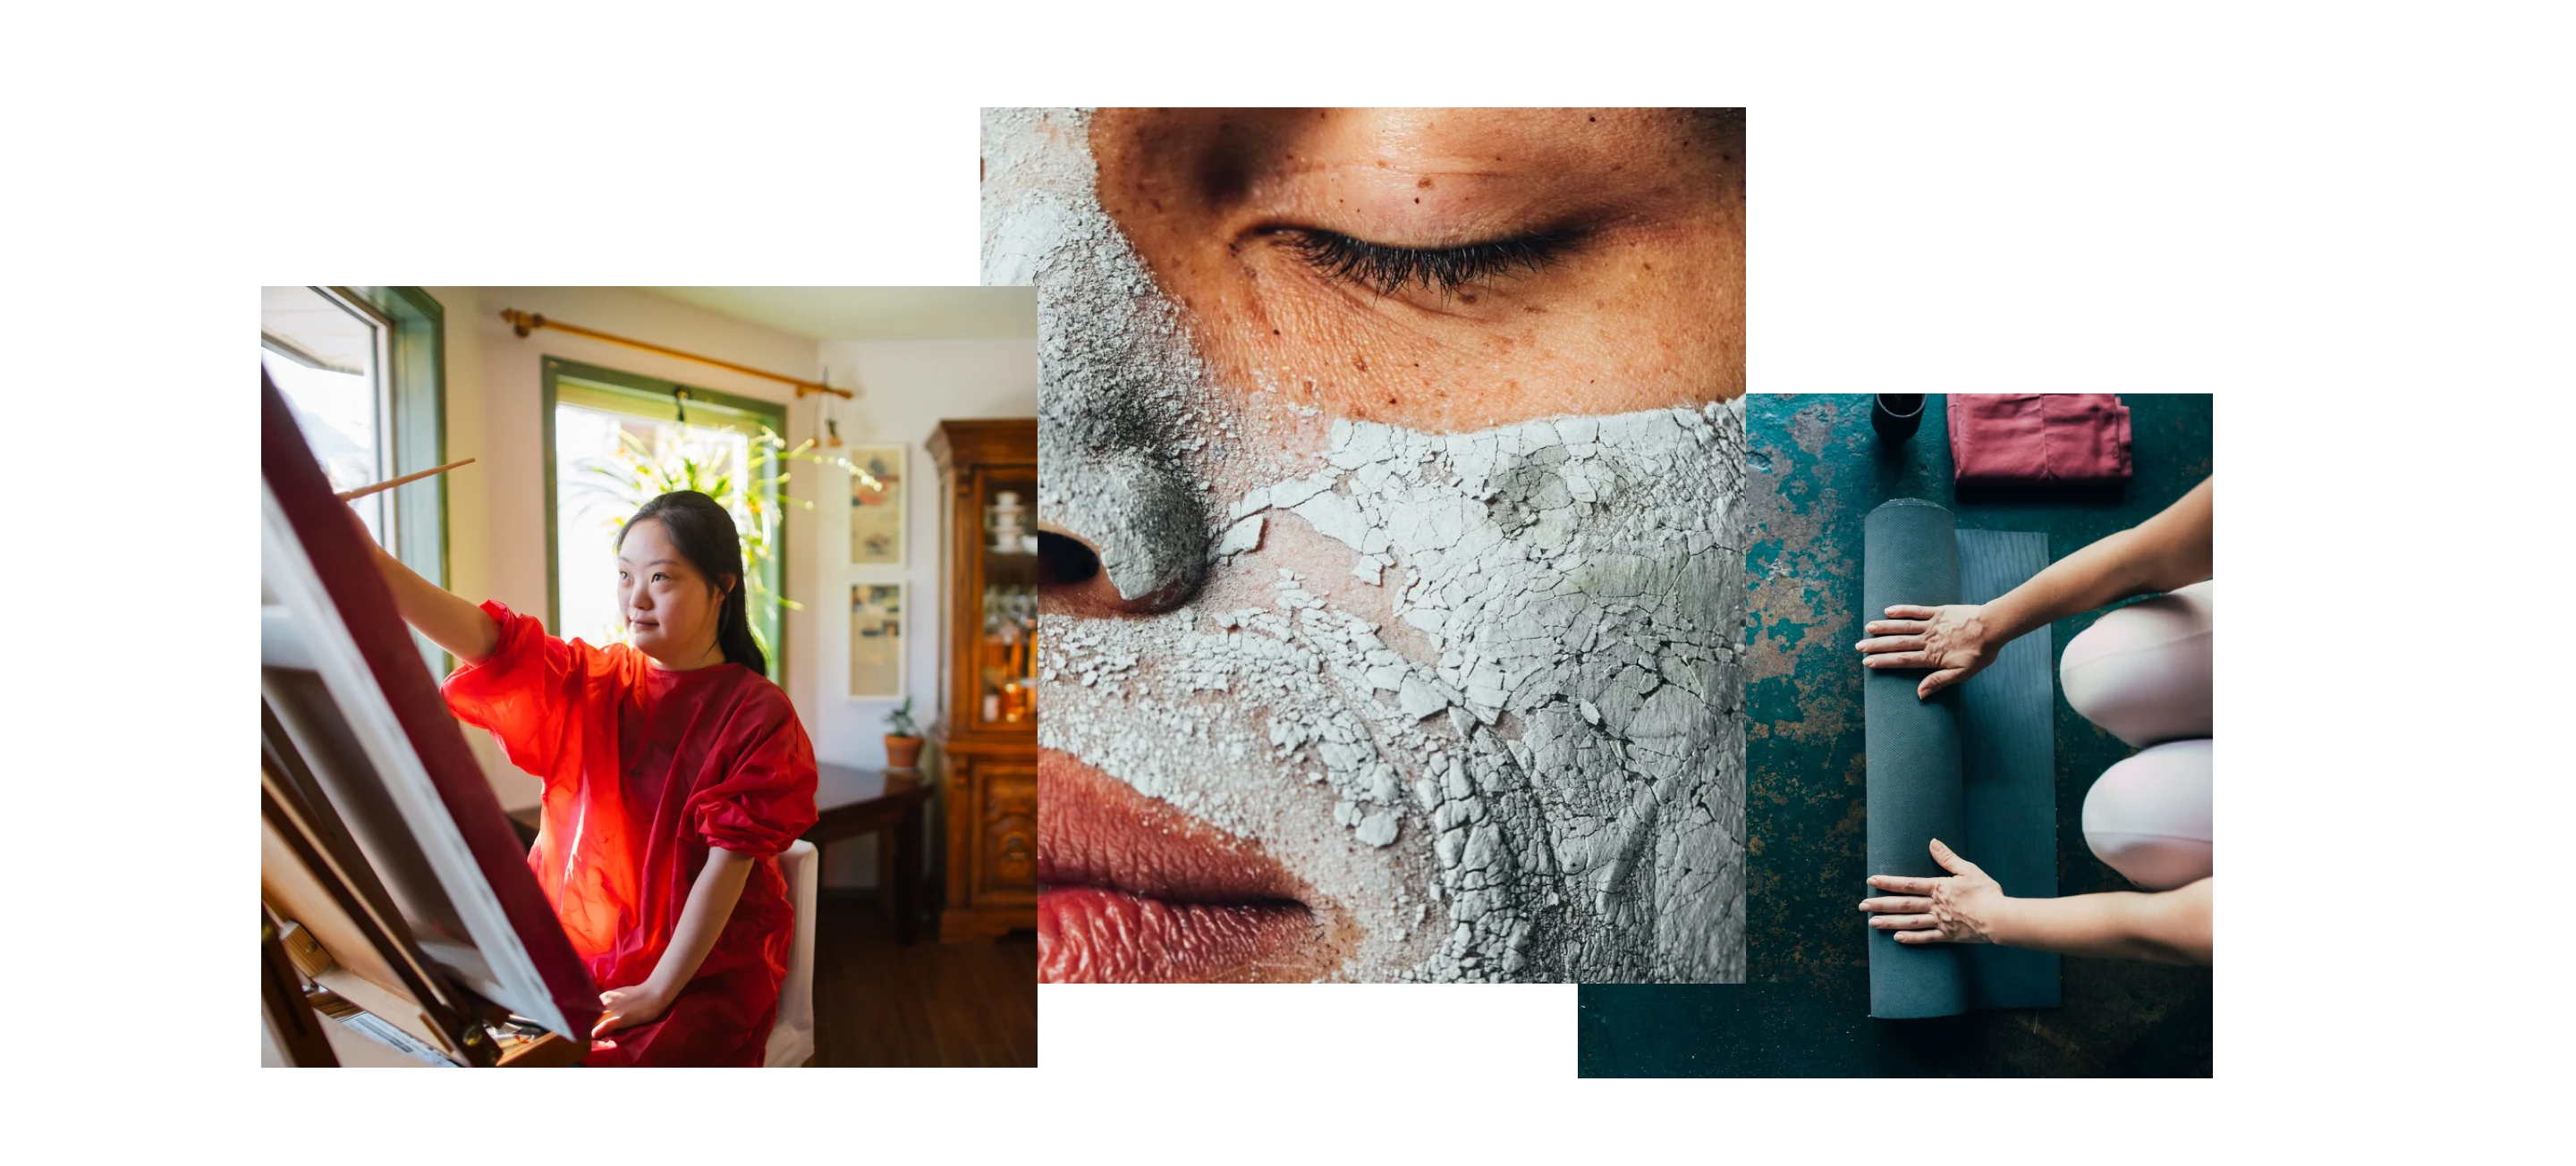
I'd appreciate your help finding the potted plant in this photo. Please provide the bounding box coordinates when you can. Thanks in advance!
[884,697,925,771]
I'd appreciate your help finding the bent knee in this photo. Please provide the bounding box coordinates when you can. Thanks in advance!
[2082,739,2213,891]
[2062,580,2214,748]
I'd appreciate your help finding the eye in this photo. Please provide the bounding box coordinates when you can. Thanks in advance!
[1269,226,1580,296]
[653,573,669,583]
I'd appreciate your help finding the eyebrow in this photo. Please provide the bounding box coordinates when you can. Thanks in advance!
[616,557,682,569]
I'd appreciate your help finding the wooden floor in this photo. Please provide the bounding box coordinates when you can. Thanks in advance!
[810,894,1037,1067]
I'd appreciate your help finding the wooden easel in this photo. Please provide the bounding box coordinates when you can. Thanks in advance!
[262,368,601,1067]
[258,695,584,1065]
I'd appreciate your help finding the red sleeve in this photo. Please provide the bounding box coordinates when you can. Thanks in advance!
[440,601,597,785]
[687,694,820,857]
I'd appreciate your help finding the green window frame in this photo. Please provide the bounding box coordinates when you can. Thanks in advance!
[539,357,789,680]
[341,287,448,592]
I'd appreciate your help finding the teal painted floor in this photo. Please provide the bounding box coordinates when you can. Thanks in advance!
[1581,393,2215,1076]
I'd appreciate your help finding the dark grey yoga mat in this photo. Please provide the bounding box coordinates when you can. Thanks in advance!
[1863,501,1966,1018]
[1862,501,2060,1018]
[1954,529,2060,1010]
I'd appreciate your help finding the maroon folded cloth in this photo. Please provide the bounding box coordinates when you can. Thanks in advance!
[1947,393,2131,485]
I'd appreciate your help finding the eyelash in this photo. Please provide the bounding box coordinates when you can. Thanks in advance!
[1274,228,1577,296]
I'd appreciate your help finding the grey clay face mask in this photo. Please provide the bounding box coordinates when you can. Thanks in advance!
[989,107,1747,982]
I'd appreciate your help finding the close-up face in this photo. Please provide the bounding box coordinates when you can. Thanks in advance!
[1089,107,1744,430]
[616,518,725,667]
[993,108,1747,984]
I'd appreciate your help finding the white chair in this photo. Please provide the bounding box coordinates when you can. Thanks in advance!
[763,840,818,1067]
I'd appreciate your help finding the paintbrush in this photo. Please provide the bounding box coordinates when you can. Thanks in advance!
[335,458,476,502]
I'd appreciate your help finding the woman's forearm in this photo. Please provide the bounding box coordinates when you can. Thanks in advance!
[368,540,500,663]
[1980,530,2148,645]
[645,848,756,995]
[1981,477,2215,642]
[1987,879,2212,966]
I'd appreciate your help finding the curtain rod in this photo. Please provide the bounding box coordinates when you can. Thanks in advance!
[498,308,853,400]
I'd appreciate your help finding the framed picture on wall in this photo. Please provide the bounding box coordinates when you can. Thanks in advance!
[849,582,905,699]
[846,444,906,567]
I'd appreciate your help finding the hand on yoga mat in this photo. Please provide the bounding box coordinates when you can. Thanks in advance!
[1861,839,2004,945]
[1857,604,2000,699]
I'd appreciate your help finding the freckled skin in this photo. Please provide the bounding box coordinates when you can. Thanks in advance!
[1088,108,1745,432]
[1010,109,1752,980]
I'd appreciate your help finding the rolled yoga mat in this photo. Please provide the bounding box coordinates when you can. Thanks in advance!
[1863,500,2060,1018]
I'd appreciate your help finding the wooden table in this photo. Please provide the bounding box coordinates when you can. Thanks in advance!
[807,764,932,945]
[505,764,933,945]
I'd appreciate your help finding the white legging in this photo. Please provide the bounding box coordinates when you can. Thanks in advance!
[2064,579,2213,891]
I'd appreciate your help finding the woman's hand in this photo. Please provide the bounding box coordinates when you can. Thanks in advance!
[1857,603,2001,699]
[592,979,677,1040]
[1860,838,2010,945]
[586,849,754,1043]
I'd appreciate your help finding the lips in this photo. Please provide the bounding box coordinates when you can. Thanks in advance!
[1038,750,1322,982]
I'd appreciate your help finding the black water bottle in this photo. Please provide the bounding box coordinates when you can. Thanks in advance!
[1872,393,1925,442]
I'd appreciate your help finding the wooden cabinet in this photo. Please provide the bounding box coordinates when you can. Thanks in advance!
[926,419,1038,942]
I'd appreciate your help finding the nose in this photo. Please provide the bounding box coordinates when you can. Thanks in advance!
[1029,214,1216,615]
[1036,447,1207,616]
[1037,527,1115,613]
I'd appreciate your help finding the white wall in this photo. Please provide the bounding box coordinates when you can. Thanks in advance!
[421,287,1035,888]
[805,339,1037,888]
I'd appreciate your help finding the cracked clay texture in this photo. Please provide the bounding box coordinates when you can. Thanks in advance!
[990,107,1748,983]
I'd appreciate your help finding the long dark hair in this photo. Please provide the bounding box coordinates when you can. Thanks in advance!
[619,490,766,676]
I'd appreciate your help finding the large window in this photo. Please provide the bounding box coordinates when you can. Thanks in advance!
[542,359,788,680]
[264,287,394,540]
[262,285,448,667]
